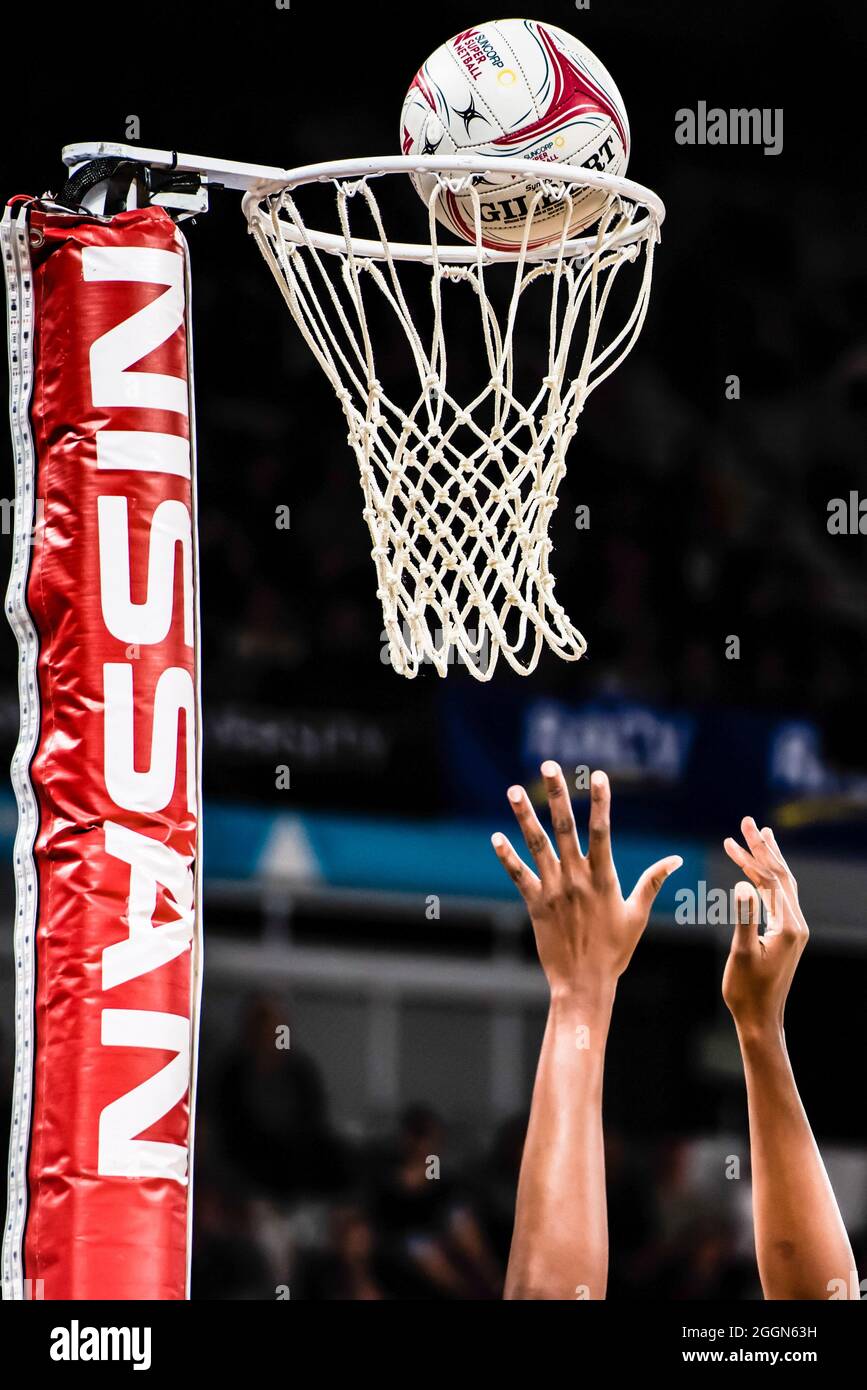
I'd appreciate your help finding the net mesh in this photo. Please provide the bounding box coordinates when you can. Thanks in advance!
[244,171,660,680]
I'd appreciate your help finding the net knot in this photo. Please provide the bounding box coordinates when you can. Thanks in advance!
[440,265,472,283]
[541,410,566,432]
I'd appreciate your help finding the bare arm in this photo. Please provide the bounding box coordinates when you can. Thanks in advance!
[491,763,681,1300]
[505,981,613,1300]
[724,820,858,1300]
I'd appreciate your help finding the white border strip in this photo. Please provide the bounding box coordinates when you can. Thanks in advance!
[181,229,204,1300]
[1,203,40,1302]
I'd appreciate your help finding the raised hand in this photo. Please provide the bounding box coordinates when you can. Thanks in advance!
[493,762,680,1300]
[722,818,857,1299]
[492,761,682,1000]
[723,817,808,1036]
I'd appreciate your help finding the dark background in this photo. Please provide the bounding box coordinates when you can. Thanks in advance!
[2,0,866,1300]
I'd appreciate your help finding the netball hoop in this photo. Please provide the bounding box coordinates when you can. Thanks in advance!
[2,139,663,1301]
[244,156,664,680]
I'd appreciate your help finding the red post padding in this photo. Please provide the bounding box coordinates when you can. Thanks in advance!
[18,205,201,1299]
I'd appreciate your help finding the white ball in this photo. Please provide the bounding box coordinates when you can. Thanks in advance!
[400,19,630,249]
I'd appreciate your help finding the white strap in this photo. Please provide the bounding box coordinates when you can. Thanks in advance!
[2,201,40,1301]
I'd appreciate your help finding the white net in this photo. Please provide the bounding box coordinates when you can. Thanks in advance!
[244,167,661,680]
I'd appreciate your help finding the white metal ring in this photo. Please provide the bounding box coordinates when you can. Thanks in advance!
[243,154,664,266]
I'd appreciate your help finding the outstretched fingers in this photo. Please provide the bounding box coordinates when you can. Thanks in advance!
[506,783,559,882]
[741,817,785,884]
[724,830,774,896]
[759,825,802,905]
[731,880,761,956]
[725,819,799,934]
[490,831,541,907]
[540,760,582,874]
[628,854,683,921]
[587,769,615,882]
[723,834,761,884]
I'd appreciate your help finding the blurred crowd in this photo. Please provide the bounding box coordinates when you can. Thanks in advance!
[187,995,867,1301]
[1,993,865,1301]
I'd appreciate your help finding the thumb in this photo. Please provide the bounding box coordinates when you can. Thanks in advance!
[731,881,760,954]
[629,855,683,919]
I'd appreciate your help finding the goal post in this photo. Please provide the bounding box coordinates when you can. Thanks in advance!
[2,193,203,1300]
